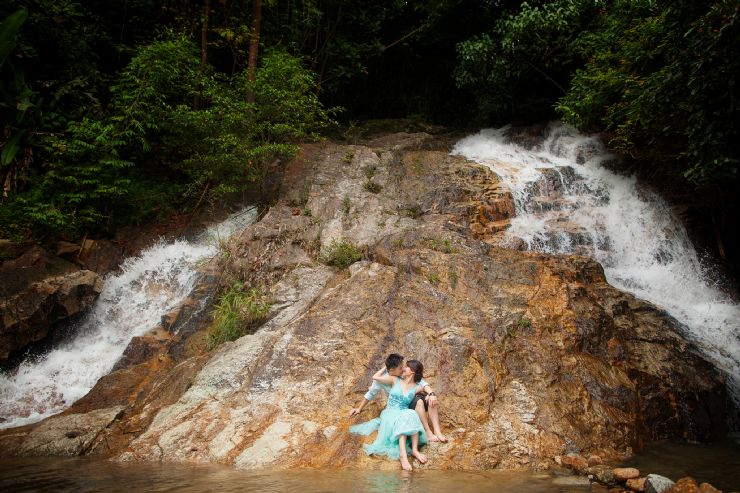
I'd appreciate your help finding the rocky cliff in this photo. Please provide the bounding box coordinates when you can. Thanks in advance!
[0,131,728,471]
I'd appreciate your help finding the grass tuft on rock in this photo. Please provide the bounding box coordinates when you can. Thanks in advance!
[208,283,271,349]
[321,238,362,269]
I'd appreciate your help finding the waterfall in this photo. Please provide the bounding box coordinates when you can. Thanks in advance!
[452,123,740,404]
[0,207,258,429]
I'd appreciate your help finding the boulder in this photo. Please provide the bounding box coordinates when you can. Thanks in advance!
[627,477,647,492]
[646,474,676,493]
[0,132,729,472]
[561,453,589,472]
[0,269,103,361]
[614,468,641,481]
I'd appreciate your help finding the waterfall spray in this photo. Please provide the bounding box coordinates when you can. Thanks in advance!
[452,123,740,404]
[0,207,258,429]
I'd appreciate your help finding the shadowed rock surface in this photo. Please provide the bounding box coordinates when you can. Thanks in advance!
[0,131,728,471]
[0,246,103,363]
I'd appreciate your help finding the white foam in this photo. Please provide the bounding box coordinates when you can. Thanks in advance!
[453,123,740,403]
[0,207,258,429]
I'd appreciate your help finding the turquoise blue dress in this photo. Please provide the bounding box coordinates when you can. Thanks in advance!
[350,378,428,459]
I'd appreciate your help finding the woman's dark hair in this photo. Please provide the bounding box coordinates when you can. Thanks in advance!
[385,353,404,371]
[406,360,424,383]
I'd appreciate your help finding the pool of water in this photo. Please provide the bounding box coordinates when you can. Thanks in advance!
[0,457,591,493]
[623,437,740,491]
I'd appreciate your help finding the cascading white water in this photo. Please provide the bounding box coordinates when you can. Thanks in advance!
[452,122,740,403]
[0,207,258,429]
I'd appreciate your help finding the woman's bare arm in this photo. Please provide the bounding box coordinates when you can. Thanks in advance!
[372,367,395,385]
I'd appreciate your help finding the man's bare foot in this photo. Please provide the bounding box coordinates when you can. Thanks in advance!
[412,450,428,464]
[400,457,413,471]
[435,433,448,443]
[427,434,441,442]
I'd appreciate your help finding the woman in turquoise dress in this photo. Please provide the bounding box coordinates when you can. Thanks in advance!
[350,360,429,470]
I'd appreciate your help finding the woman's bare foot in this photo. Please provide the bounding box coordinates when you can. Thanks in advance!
[427,434,441,442]
[412,450,428,464]
[400,457,413,471]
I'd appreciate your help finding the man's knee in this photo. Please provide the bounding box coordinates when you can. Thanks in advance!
[415,399,427,414]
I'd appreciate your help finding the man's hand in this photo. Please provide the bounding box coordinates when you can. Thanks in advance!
[348,408,362,417]
[425,394,438,408]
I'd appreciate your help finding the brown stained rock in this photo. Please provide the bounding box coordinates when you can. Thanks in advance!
[562,453,590,473]
[0,407,123,457]
[666,477,700,493]
[0,132,729,472]
[588,454,603,466]
[588,464,616,485]
[615,468,642,481]
[627,477,647,492]
[0,269,103,361]
[698,483,722,493]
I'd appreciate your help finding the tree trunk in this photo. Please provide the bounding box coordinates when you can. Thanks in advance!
[195,0,210,109]
[246,0,262,103]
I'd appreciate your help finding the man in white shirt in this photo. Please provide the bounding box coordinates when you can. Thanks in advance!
[348,353,448,442]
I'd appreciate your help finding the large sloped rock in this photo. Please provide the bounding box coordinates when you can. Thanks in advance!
[0,131,728,471]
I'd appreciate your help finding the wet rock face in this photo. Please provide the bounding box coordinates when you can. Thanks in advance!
[0,249,103,363]
[0,131,728,471]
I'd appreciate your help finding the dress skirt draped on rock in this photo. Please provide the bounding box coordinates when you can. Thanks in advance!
[350,379,427,460]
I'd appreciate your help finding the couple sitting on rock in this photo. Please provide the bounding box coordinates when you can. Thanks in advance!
[348,353,447,471]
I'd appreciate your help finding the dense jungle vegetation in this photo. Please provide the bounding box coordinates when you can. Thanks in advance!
[1,0,738,272]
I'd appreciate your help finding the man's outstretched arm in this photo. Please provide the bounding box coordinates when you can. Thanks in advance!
[348,376,384,417]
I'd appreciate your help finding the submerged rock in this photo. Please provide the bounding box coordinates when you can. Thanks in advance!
[0,131,729,472]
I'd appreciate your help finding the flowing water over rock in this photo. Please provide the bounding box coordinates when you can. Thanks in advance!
[0,207,258,429]
[452,123,740,405]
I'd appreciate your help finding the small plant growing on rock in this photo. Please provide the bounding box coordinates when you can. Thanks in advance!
[516,315,532,330]
[321,238,362,269]
[342,150,355,165]
[342,196,351,215]
[448,264,458,288]
[428,272,440,284]
[364,165,377,179]
[208,283,271,349]
[405,204,422,218]
[392,238,405,249]
[364,180,382,194]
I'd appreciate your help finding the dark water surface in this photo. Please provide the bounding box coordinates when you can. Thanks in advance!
[2,438,739,493]
[0,457,591,493]
[624,437,740,491]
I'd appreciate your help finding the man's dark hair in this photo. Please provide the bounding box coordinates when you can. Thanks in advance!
[385,353,404,370]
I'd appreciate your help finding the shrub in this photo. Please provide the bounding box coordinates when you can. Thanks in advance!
[364,180,382,193]
[321,238,362,269]
[208,283,271,349]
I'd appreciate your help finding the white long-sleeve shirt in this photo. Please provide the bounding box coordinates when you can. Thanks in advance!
[364,371,429,401]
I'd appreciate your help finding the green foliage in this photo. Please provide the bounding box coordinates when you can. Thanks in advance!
[426,238,454,253]
[454,0,603,122]
[515,315,532,330]
[1,31,334,241]
[342,196,351,215]
[456,0,740,193]
[557,0,740,188]
[448,264,458,288]
[363,180,382,193]
[208,283,271,349]
[321,238,362,269]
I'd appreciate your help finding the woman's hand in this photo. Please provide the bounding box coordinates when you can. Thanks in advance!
[372,367,395,385]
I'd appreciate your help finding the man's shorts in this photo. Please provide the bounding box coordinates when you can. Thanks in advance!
[408,392,429,412]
